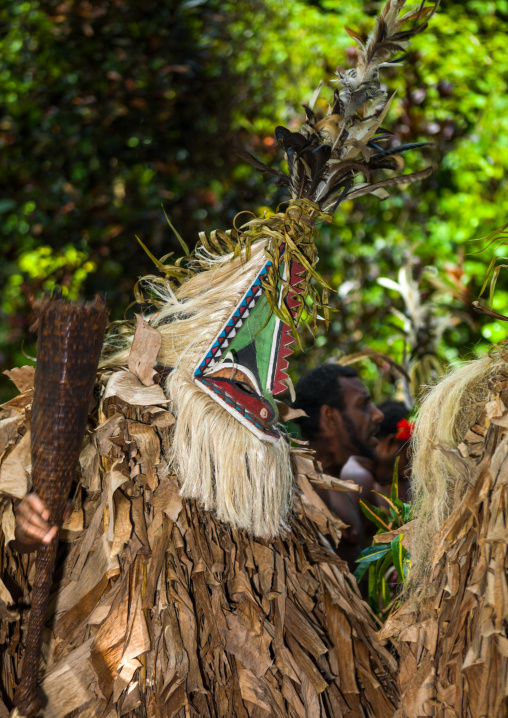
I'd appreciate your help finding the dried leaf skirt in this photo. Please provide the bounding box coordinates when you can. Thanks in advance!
[0,385,398,718]
[381,376,508,718]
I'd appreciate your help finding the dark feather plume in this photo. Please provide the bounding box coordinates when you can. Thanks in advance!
[235,148,289,185]
[238,0,439,213]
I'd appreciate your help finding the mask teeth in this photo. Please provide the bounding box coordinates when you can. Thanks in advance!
[286,291,302,313]
[280,323,296,353]
[273,325,295,395]
[273,260,305,396]
[279,343,294,359]
[273,366,290,396]
[281,330,294,349]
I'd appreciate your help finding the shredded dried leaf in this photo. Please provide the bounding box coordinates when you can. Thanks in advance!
[0,368,399,716]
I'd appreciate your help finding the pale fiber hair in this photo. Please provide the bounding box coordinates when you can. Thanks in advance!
[408,354,499,600]
[103,240,293,538]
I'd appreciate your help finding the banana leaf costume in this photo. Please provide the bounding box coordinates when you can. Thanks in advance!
[380,354,508,718]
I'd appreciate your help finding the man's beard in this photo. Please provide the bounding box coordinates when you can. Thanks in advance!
[342,412,376,461]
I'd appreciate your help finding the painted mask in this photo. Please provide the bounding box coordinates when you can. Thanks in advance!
[193,245,304,442]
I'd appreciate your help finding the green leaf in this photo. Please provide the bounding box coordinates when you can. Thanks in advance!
[490,264,508,309]
[391,534,406,582]
[372,491,405,526]
[375,553,395,615]
[380,576,391,610]
[354,543,391,583]
[391,455,399,502]
[162,205,190,256]
[356,544,391,565]
[479,254,501,297]
[353,560,370,583]
[373,491,398,513]
[359,499,391,532]
[135,236,165,269]
[367,562,379,614]
[402,555,412,579]
[378,551,394,579]
[472,221,508,257]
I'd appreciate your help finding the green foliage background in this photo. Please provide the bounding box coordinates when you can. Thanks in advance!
[1,0,508,402]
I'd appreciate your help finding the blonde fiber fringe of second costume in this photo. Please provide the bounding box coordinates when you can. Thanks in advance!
[408,354,500,601]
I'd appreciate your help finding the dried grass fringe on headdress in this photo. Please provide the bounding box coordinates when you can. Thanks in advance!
[102,240,293,538]
[407,353,503,602]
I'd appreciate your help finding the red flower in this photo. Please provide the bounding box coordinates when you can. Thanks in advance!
[396,418,415,442]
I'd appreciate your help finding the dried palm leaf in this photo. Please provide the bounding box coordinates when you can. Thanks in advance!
[0,368,400,717]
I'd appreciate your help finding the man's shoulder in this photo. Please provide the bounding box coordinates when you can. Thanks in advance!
[340,456,375,493]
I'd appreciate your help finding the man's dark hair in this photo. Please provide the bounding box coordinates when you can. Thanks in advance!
[376,400,409,438]
[293,364,358,440]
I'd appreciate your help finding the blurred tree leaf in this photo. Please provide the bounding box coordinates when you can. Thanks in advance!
[2,0,508,403]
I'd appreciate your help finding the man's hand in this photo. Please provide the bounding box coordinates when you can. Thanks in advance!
[11,493,73,554]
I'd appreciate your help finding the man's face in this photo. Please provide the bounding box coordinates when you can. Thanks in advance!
[336,377,384,460]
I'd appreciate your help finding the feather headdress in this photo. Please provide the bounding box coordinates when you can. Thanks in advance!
[240,0,439,213]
